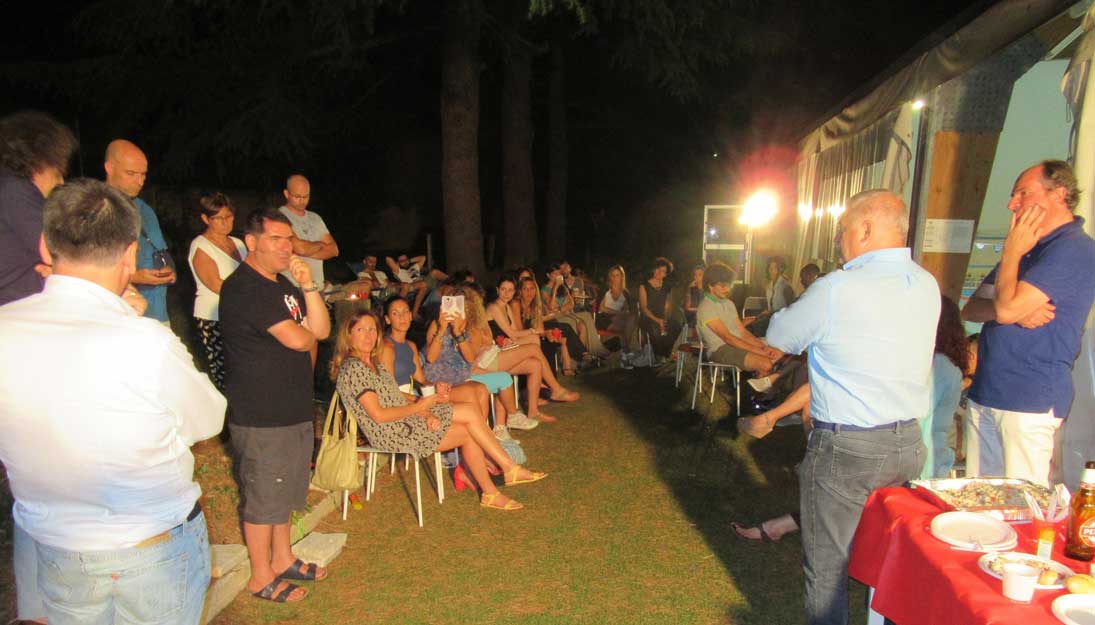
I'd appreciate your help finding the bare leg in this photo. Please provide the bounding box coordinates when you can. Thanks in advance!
[738,384,811,439]
[559,340,575,374]
[449,382,490,423]
[243,522,308,600]
[440,403,542,483]
[411,282,430,316]
[437,422,518,507]
[492,344,574,398]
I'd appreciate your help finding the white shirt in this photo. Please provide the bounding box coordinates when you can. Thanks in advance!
[278,206,330,286]
[0,275,226,551]
[188,234,246,320]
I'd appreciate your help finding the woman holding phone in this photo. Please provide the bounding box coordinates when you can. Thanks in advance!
[333,309,546,510]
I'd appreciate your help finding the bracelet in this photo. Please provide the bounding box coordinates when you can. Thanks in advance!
[302,283,319,293]
[454,333,468,344]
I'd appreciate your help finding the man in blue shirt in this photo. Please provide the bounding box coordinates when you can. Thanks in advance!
[767,189,939,625]
[962,160,1095,487]
[105,140,175,324]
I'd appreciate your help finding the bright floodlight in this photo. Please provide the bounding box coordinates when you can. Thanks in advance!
[739,190,778,227]
[797,203,813,222]
[912,99,926,111]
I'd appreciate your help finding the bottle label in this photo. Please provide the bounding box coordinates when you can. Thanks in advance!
[1082,516,1095,548]
[1081,468,1095,487]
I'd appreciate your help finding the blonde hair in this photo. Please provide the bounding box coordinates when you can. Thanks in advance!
[329,309,385,381]
[517,276,544,327]
[607,264,627,290]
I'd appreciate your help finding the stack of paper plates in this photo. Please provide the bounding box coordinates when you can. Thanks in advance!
[930,511,1018,551]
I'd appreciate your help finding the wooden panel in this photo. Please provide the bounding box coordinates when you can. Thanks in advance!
[919,130,1001,301]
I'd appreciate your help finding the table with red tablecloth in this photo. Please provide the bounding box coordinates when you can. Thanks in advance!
[849,486,1091,625]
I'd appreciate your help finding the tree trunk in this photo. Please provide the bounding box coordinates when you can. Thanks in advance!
[440,0,486,277]
[501,7,537,268]
[545,40,568,262]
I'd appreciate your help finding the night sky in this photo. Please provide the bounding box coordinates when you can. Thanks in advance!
[1,0,987,272]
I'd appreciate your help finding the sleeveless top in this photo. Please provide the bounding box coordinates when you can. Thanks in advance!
[642,280,671,317]
[422,332,472,386]
[187,235,246,320]
[602,289,630,313]
[386,336,416,386]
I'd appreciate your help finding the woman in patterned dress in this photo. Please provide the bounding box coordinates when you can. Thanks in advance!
[332,309,546,510]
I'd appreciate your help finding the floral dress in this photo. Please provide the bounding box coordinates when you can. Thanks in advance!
[336,358,453,458]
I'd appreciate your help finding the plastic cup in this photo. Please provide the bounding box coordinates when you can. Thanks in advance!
[1034,518,1059,559]
[420,385,435,397]
[1002,563,1040,602]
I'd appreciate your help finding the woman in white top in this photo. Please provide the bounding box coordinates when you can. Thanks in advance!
[187,192,247,389]
[597,265,638,351]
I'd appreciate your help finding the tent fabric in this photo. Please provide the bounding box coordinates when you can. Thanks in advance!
[1062,2,1095,492]
[791,106,912,276]
[799,0,1072,158]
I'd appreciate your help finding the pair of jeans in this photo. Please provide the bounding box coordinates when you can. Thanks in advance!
[798,422,924,625]
[35,511,211,625]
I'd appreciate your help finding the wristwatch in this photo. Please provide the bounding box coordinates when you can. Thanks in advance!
[302,283,319,293]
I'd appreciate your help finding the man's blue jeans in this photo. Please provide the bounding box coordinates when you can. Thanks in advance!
[798,422,924,625]
[35,511,211,625]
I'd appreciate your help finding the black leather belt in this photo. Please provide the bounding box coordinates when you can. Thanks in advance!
[813,418,917,432]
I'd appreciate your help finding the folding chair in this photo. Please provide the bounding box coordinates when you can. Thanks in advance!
[690,332,741,415]
[742,296,768,319]
[342,446,445,527]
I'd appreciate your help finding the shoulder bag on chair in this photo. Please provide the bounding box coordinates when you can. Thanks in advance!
[311,392,363,492]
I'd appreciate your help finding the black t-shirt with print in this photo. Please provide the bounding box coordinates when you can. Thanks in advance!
[220,261,313,427]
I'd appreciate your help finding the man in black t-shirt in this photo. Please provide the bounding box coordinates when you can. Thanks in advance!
[220,208,331,603]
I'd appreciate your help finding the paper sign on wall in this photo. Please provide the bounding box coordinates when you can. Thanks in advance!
[923,219,975,254]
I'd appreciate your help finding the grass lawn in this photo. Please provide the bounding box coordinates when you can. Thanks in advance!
[1,362,869,624]
[213,363,866,625]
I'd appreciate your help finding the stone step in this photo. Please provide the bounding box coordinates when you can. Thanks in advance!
[291,532,347,568]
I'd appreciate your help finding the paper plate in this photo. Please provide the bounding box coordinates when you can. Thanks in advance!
[978,552,1074,589]
[1052,594,1095,625]
[930,511,1018,550]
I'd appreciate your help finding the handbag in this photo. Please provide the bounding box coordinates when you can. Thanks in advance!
[310,392,364,491]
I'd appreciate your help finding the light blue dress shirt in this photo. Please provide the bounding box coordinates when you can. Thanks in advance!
[766,247,940,428]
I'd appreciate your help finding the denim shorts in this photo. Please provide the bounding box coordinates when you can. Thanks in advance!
[230,421,313,524]
[35,510,210,625]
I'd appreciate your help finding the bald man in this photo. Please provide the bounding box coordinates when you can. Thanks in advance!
[765,190,939,625]
[962,160,1095,487]
[278,174,338,287]
[105,140,175,323]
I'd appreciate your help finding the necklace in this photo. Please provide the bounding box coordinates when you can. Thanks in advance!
[205,233,239,259]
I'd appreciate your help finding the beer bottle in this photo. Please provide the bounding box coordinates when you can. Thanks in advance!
[1066,461,1095,561]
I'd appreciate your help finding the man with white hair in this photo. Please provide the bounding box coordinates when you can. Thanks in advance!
[962,160,1095,487]
[765,189,939,625]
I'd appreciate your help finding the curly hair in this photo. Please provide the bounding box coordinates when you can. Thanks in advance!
[935,295,969,375]
[462,285,490,333]
[329,309,385,381]
[0,111,78,179]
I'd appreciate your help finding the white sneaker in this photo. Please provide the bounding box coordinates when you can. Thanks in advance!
[493,424,514,441]
[506,411,540,431]
[747,376,773,392]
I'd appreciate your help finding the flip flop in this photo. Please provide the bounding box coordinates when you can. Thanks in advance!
[252,579,306,602]
[731,521,776,543]
[533,411,558,423]
[276,558,328,581]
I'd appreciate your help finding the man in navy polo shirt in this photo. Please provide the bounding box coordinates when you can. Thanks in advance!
[962,160,1095,487]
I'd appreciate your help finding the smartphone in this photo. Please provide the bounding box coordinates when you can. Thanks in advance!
[441,295,466,319]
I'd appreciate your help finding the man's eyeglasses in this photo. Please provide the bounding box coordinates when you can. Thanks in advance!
[288,193,309,200]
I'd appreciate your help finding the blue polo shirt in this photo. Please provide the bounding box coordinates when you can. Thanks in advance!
[968,218,1095,418]
[134,197,170,322]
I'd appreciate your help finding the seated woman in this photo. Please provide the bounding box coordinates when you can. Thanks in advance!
[487,275,541,345]
[541,263,590,349]
[515,276,578,375]
[598,265,638,351]
[638,257,681,358]
[466,286,578,422]
[419,289,541,435]
[683,263,705,327]
[333,309,546,510]
[518,268,605,358]
[187,192,247,390]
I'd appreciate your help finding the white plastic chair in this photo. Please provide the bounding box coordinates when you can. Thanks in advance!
[342,447,444,527]
[690,332,741,415]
